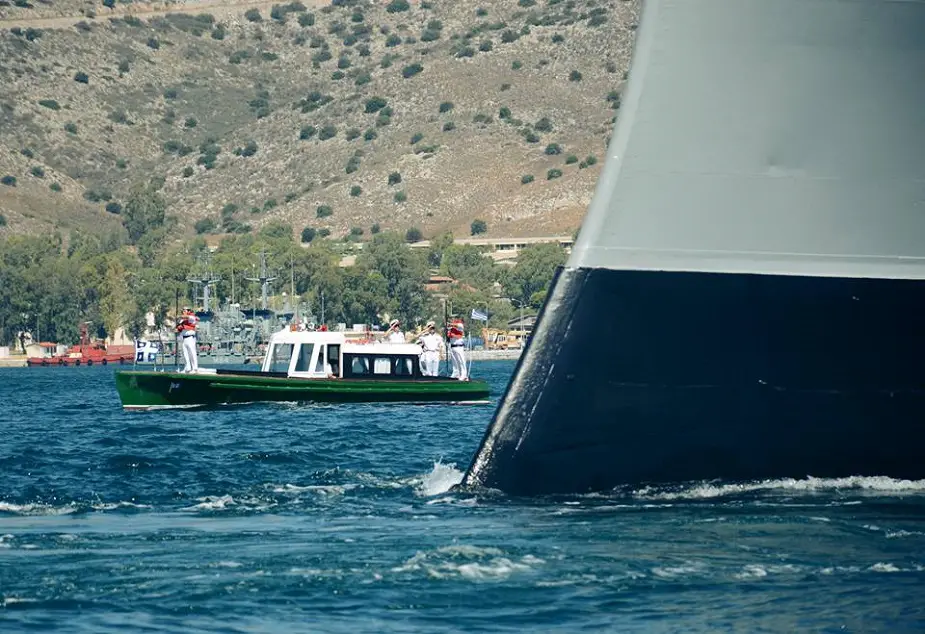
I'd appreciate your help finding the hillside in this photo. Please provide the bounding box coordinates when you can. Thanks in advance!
[0,0,637,242]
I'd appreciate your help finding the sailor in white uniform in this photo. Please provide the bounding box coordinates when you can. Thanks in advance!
[177,307,199,373]
[447,320,468,381]
[417,321,443,376]
[385,319,406,343]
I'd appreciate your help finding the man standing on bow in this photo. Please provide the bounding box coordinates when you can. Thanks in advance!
[176,307,199,373]
[417,321,443,376]
[447,319,468,381]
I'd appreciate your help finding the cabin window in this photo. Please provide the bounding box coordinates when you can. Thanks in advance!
[373,357,391,375]
[268,343,294,373]
[327,345,341,376]
[314,346,326,374]
[351,356,370,375]
[394,357,414,376]
[295,344,314,372]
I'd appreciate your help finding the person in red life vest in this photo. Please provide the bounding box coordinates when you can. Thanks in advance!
[176,307,199,373]
[447,319,468,381]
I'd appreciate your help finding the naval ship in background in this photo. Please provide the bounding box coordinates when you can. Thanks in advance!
[463,0,925,494]
[155,252,319,366]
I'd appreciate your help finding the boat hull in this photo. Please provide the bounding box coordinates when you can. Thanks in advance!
[115,370,490,409]
[463,268,925,494]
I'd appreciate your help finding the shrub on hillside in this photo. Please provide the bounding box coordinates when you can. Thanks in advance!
[345,156,360,173]
[386,0,410,13]
[184,117,197,128]
[74,71,89,84]
[0,213,6,226]
[1,175,16,187]
[350,185,362,197]
[364,129,377,141]
[544,143,562,155]
[521,174,534,184]
[385,34,402,47]
[547,168,563,180]
[394,190,407,203]
[534,117,553,132]
[350,227,363,237]
[64,122,78,134]
[245,8,262,22]
[318,125,337,140]
[49,182,62,192]
[147,37,160,49]
[30,166,44,178]
[405,227,422,243]
[182,166,194,178]
[38,99,60,110]
[438,101,453,113]
[301,226,316,243]
[195,218,216,234]
[569,70,583,82]
[298,12,315,26]
[316,205,333,218]
[388,171,401,186]
[479,40,493,52]
[105,201,123,214]
[410,132,424,145]
[364,96,387,113]
[442,121,455,132]
[401,63,423,78]
[299,125,316,140]
[370,223,380,234]
[470,219,487,235]
[355,72,371,86]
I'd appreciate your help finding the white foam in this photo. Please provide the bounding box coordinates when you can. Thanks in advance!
[184,495,236,511]
[0,501,77,516]
[416,461,464,497]
[633,476,925,501]
[869,562,901,573]
[391,545,541,581]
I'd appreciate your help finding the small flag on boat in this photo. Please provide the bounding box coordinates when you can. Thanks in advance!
[134,340,161,363]
[470,308,489,322]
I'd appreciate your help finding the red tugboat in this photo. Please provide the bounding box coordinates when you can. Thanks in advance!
[26,323,135,366]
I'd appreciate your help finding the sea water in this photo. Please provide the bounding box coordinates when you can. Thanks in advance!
[1,362,923,632]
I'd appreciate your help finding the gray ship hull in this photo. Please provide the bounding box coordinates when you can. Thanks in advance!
[463,0,925,494]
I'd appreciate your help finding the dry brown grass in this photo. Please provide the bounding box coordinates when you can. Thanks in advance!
[0,0,637,241]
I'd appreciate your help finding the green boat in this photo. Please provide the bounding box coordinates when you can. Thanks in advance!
[115,330,490,409]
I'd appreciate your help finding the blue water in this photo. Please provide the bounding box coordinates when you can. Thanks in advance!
[1,362,924,632]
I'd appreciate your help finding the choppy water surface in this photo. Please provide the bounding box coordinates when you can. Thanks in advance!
[1,362,924,632]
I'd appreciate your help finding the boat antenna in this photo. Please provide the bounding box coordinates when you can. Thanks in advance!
[320,291,325,326]
[174,288,180,372]
[290,252,298,323]
[443,298,449,376]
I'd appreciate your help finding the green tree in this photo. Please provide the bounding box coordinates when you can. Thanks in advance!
[504,243,567,307]
[122,184,167,244]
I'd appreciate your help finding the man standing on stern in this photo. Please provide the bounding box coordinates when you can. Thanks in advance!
[176,307,199,373]
[447,319,468,381]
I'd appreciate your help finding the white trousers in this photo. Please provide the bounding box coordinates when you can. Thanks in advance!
[181,335,198,373]
[420,351,439,376]
[450,346,468,380]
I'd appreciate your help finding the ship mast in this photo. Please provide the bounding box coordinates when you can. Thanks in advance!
[244,251,277,310]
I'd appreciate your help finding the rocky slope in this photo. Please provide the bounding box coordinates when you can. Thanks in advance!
[0,0,637,241]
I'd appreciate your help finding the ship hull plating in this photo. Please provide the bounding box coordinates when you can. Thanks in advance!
[464,268,925,495]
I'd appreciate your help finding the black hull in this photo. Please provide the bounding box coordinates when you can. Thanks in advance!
[463,268,925,495]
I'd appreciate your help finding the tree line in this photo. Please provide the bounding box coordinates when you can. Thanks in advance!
[0,191,566,346]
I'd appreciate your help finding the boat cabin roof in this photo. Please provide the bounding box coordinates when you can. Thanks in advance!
[266,328,422,357]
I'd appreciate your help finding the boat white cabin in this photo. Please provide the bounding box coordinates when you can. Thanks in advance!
[261,329,427,379]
